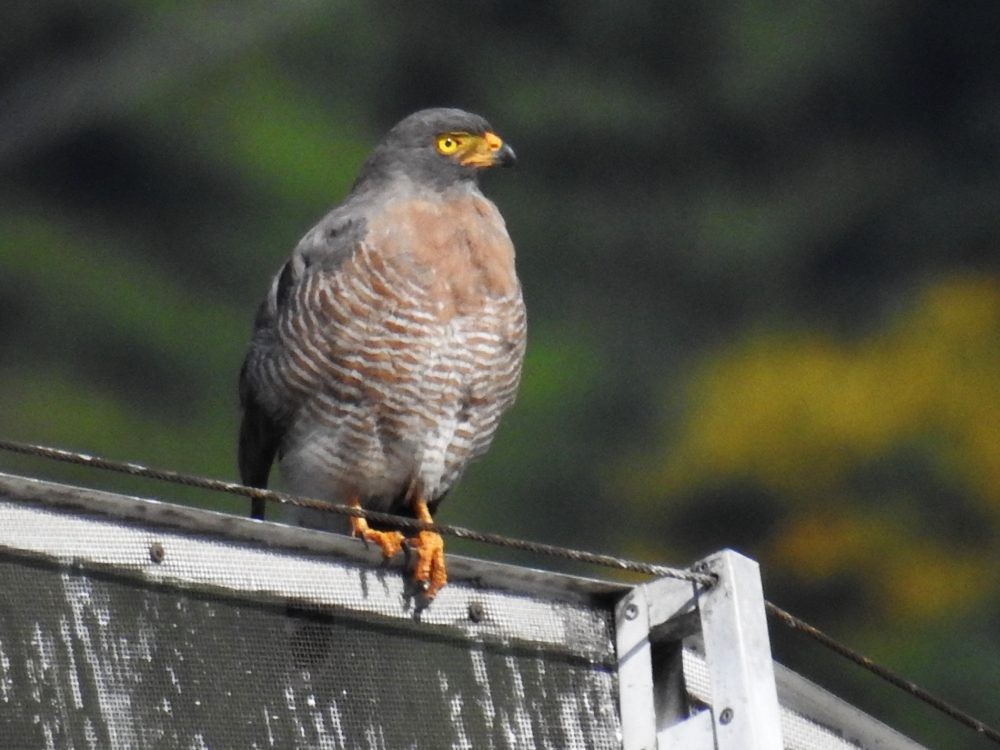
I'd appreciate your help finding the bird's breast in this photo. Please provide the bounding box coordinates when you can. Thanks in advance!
[266,189,525,501]
[372,194,519,320]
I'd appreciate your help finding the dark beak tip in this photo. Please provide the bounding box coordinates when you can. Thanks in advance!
[497,144,517,167]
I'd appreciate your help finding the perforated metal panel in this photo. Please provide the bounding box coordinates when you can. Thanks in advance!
[0,472,930,750]
[0,474,623,749]
[681,649,926,750]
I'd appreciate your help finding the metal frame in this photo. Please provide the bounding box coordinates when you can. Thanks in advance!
[616,551,783,750]
[0,472,626,748]
[0,472,928,749]
[614,549,927,750]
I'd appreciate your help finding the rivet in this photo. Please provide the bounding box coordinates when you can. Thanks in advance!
[149,542,165,564]
[719,707,734,725]
[468,601,485,623]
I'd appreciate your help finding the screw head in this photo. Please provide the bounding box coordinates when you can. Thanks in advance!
[468,601,485,623]
[149,542,165,564]
[719,707,734,725]
[624,602,639,621]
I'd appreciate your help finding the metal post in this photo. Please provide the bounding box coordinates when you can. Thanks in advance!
[617,575,703,750]
[617,549,783,750]
[693,550,783,750]
[616,585,658,750]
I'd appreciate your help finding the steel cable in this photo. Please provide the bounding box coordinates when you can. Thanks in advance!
[0,438,711,585]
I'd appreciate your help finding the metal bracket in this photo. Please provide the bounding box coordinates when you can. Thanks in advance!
[617,549,783,750]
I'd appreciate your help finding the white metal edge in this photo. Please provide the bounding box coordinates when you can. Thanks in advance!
[618,572,706,749]
[0,495,615,660]
[698,549,784,750]
[0,471,629,605]
[644,574,700,633]
[682,648,931,750]
[616,585,658,750]
[659,709,715,750]
[773,662,929,750]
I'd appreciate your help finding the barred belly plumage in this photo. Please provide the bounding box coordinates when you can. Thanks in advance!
[267,236,525,519]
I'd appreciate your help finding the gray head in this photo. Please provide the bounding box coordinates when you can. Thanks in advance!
[354,108,516,191]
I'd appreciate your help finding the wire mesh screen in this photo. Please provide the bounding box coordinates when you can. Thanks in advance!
[0,477,622,749]
[0,472,932,750]
[681,647,926,750]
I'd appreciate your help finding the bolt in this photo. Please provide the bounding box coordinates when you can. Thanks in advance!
[468,601,485,623]
[719,707,734,725]
[149,542,165,564]
[624,602,639,621]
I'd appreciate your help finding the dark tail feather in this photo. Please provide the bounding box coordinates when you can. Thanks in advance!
[238,381,279,521]
[250,496,267,521]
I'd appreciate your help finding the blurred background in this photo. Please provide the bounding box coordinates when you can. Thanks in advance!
[1,1,998,746]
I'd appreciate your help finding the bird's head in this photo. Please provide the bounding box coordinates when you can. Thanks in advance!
[358,108,516,190]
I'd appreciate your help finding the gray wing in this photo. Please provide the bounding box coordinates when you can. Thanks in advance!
[238,262,293,519]
[237,211,364,519]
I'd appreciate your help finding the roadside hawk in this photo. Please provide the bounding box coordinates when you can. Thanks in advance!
[238,108,524,599]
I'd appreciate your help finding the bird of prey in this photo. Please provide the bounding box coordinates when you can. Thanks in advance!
[238,108,524,599]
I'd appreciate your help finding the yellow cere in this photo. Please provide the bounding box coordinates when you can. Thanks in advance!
[483,131,502,151]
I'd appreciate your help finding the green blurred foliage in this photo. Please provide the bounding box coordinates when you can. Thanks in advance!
[1,1,998,746]
[624,274,999,611]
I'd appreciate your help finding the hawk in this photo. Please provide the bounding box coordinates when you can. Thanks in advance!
[238,108,524,599]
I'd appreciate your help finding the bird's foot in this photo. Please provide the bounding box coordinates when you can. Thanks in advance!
[406,530,447,599]
[355,526,405,559]
[348,501,404,558]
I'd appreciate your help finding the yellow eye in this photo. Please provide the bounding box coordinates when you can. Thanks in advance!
[436,134,463,155]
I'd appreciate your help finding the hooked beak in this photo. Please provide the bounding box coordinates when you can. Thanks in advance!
[460,131,517,168]
[493,141,517,167]
[484,131,516,167]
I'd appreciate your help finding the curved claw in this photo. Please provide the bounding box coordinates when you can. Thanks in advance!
[357,527,405,559]
[407,530,447,599]
[347,496,404,558]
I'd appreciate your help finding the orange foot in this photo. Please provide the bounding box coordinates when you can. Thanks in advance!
[408,497,447,598]
[349,497,404,558]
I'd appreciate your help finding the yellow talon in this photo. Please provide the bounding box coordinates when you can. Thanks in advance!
[408,495,447,598]
[348,497,404,558]
[408,529,447,597]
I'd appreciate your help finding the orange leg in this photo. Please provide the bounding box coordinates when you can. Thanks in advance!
[348,497,404,559]
[407,496,447,598]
